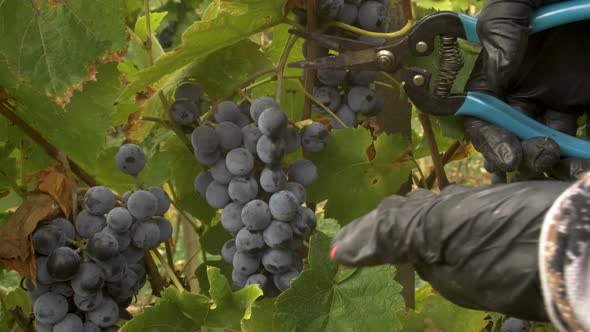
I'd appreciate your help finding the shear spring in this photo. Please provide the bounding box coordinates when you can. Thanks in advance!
[434,35,465,98]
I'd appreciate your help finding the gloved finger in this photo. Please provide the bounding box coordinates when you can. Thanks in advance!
[519,136,560,175]
[543,110,579,136]
[552,158,590,181]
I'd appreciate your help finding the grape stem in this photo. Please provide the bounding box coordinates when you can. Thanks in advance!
[301,0,320,120]
[144,250,166,296]
[151,249,185,292]
[417,111,450,189]
[322,18,415,39]
[409,155,427,188]
[292,87,349,128]
[276,34,299,104]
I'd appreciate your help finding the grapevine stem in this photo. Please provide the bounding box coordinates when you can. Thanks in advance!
[417,112,450,189]
[151,249,185,292]
[144,0,152,50]
[302,0,319,120]
[294,87,349,128]
[322,19,415,39]
[282,17,305,31]
[276,35,299,104]
[242,76,277,92]
[409,155,427,188]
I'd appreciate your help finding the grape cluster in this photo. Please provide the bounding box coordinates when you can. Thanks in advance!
[298,0,391,128]
[188,89,327,295]
[28,144,173,332]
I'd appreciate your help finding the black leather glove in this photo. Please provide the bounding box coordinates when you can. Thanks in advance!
[330,181,571,322]
[464,0,590,181]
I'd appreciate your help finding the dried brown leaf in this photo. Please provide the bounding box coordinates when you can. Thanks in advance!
[33,166,73,218]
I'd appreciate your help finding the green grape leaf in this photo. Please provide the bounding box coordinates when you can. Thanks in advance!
[135,12,169,40]
[0,0,126,105]
[307,128,413,225]
[273,232,405,332]
[195,259,233,297]
[316,217,341,237]
[117,0,288,102]
[201,221,233,256]
[0,288,32,332]
[242,298,276,332]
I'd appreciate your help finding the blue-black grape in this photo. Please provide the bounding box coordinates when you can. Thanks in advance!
[250,97,279,124]
[291,206,317,236]
[87,297,119,328]
[215,101,250,127]
[50,282,74,298]
[225,148,254,177]
[350,70,378,86]
[148,187,171,216]
[331,104,358,129]
[106,207,133,233]
[33,292,68,324]
[49,218,76,241]
[312,86,341,114]
[130,221,160,249]
[269,190,299,221]
[26,279,49,301]
[283,126,301,154]
[231,269,250,289]
[191,126,220,153]
[221,239,238,264]
[256,135,285,165]
[106,269,138,302]
[34,319,53,332]
[53,313,83,332]
[241,124,263,155]
[317,68,347,87]
[221,203,245,236]
[115,144,146,176]
[358,1,388,32]
[288,159,318,186]
[260,167,286,193]
[301,122,329,152]
[211,159,234,184]
[263,220,293,248]
[194,148,221,166]
[284,182,306,205]
[500,318,530,332]
[75,210,106,238]
[127,190,158,220]
[246,273,269,291]
[171,99,198,125]
[215,122,243,150]
[96,254,127,283]
[195,171,214,198]
[121,245,144,265]
[235,228,266,253]
[36,256,54,284]
[82,321,101,332]
[241,200,272,230]
[347,86,378,114]
[74,290,104,311]
[228,176,259,205]
[87,232,119,261]
[288,235,304,251]
[336,2,358,24]
[33,225,66,256]
[84,186,115,216]
[155,217,173,243]
[101,226,131,251]
[174,81,202,103]
[205,181,231,209]
[262,248,293,274]
[46,247,81,281]
[71,262,104,296]
[273,267,300,291]
[258,107,288,138]
[233,251,261,275]
[318,0,344,20]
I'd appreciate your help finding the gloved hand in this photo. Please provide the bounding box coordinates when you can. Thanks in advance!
[464,0,590,181]
[330,181,571,322]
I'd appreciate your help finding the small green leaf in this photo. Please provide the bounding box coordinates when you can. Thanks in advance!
[195,260,233,297]
[0,288,32,332]
[317,217,341,237]
[201,222,233,256]
[135,12,169,40]
[242,298,276,332]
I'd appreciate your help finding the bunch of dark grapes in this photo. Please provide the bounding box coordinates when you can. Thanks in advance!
[185,84,328,295]
[27,144,173,331]
[297,0,391,128]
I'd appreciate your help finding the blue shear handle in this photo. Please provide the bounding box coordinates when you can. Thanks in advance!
[458,0,590,43]
[456,92,590,159]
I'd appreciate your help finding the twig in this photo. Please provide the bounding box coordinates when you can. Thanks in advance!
[417,113,449,189]
[165,239,175,272]
[151,249,185,292]
[410,155,426,188]
[144,250,166,296]
[242,76,277,92]
[322,19,415,39]
[276,35,299,104]
[282,17,305,31]
[293,87,349,128]
[0,102,99,187]
[302,0,319,120]
[425,140,461,188]
[157,92,194,154]
[141,116,172,127]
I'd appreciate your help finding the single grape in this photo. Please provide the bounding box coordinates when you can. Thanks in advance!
[87,232,119,261]
[26,279,49,301]
[205,181,231,209]
[215,101,250,127]
[269,190,299,221]
[101,226,131,251]
[49,218,76,241]
[87,297,119,328]
[194,171,214,198]
[221,239,238,264]
[258,107,288,138]
[283,126,301,154]
[291,206,317,236]
[238,100,251,118]
[500,318,530,332]
[215,122,243,150]
[336,2,358,24]
[35,319,53,332]
[273,267,300,291]
[241,124,263,155]
[106,207,133,233]
[191,126,220,153]
[232,251,261,275]
[347,85,378,114]
[194,148,221,166]
[82,321,101,332]
[129,263,147,293]
[35,256,54,284]
[174,81,202,102]
[250,97,279,124]
[33,292,68,324]
[75,209,106,238]
[231,269,250,290]
[318,0,344,20]
[155,217,173,243]
[46,247,81,281]
[33,225,66,256]
[301,123,329,153]
[71,262,104,296]
[312,86,341,115]
[53,313,83,332]
[263,220,293,248]
[130,221,160,249]
[96,254,127,283]
[235,228,265,253]
[262,248,293,274]
[115,144,146,176]
[260,167,286,193]
[358,1,388,32]
[127,190,158,219]
[226,148,254,176]
[292,253,304,272]
[171,99,198,125]
[246,274,269,291]
[228,176,259,205]
[221,203,245,236]
[256,135,285,165]
[350,70,378,86]
[49,282,74,297]
[288,235,304,251]
[241,200,272,230]
[121,245,145,265]
[148,187,171,216]
[211,159,234,185]
[106,269,138,302]
[331,104,357,129]
[317,68,347,87]
[284,182,306,205]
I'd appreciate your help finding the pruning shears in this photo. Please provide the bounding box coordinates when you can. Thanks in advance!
[289,0,590,159]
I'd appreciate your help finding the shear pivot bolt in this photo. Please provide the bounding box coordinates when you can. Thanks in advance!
[413,74,425,87]
[376,50,395,70]
[416,41,428,53]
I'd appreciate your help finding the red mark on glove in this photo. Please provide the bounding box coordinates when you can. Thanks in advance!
[330,246,337,260]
